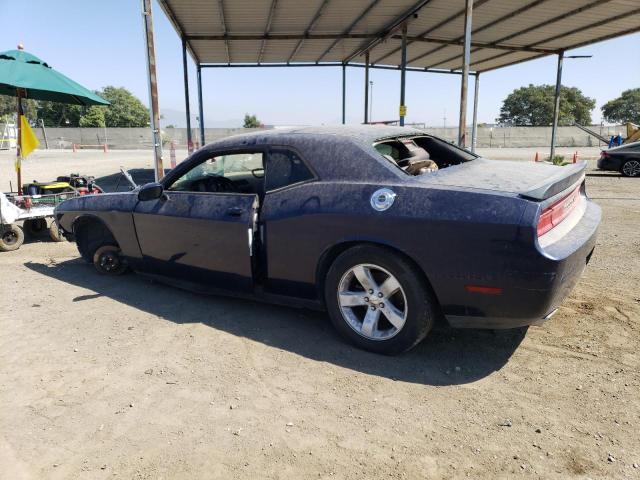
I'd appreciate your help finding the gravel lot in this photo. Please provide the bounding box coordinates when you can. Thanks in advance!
[1,149,639,479]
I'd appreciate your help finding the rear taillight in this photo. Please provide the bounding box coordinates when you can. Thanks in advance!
[537,185,581,237]
[601,151,610,158]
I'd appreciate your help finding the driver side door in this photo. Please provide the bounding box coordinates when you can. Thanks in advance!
[132,150,263,292]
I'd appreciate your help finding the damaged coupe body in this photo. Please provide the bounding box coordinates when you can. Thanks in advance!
[55,126,600,354]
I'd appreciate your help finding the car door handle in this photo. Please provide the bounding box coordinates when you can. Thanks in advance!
[226,207,243,217]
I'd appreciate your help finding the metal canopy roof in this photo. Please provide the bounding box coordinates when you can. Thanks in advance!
[158,0,640,72]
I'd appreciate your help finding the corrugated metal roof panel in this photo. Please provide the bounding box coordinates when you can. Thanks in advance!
[160,0,640,71]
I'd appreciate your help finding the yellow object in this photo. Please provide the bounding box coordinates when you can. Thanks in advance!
[20,114,40,158]
[624,122,640,144]
[399,105,407,117]
[30,181,71,190]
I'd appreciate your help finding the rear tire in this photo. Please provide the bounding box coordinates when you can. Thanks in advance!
[621,159,640,177]
[49,221,64,242]
[324,245,436,355]
[0,224,25,252]
[23,218,47,236]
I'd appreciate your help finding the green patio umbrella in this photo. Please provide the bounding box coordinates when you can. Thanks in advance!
[0,45,109,192]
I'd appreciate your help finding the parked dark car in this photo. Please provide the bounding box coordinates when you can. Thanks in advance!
[597,141,640,177]
[55,126,600,354]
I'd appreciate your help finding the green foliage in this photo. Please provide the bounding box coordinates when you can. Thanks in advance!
[99,86,149,127]
[79,106,106,127]
[0,94,38,122]
[601,88,640,124]
[243,113,261,128]
[498,84,595,126]
[550,155,569,166]
[38,102,83,126]
[1,86,149,128]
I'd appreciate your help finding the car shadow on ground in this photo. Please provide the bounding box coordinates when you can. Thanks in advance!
[25,259,527,387]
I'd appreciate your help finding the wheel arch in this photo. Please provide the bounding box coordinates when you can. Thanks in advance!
[72,214,118,244]
[315,239,440,311]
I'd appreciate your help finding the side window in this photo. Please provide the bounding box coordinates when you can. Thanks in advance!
[167,152,264,194]
[375,142,402,160]
[265,149,313,191]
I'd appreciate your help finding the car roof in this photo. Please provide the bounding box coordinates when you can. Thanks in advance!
[218,124,426,146]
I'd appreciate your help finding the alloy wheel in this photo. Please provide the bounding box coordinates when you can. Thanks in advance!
[337,263,408,341]
[622,160,640,177]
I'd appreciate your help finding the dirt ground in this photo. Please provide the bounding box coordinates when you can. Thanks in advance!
[0,149,639,479]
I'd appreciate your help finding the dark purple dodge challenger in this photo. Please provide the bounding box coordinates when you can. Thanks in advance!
[55,126,600,354]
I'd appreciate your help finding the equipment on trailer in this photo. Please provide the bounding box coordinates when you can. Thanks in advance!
[0,174,104,251]
[574,122,640,147]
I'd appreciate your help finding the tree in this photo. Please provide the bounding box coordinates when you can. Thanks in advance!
[601,88,640,124]
[38,101,83,126]
[498,84,595,126]
[79,106,106,127]
[243,113,261,128]
[0,94,38,122]
[98,86,149,127]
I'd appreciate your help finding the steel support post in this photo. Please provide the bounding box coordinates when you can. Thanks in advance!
[458,0,473,147]
[471,73,480,152]
[342,64,346,124]
[141,0,164,181]
[182,37,193,153]
[197,65,205,146]
[364,51,369,124]
[399,23,407,127]
[550,51,564,161]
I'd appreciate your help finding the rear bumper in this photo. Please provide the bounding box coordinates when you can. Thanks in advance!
[444,199,600,330]
[597,156,621,171]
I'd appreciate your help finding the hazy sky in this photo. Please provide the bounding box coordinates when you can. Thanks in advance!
[2,0,639,127]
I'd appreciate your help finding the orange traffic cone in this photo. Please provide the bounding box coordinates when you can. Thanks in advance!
[534,151,539,162]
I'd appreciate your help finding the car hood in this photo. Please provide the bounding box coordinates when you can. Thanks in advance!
[416,158,586,200]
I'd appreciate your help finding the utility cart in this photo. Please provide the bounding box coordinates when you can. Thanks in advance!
[0,175,103,251]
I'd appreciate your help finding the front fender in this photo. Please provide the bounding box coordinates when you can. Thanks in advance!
[55,192,142,259]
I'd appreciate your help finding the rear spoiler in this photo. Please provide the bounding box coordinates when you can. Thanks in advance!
[519,161,586,201]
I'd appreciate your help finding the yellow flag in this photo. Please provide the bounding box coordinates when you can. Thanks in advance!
[20,115,40,158]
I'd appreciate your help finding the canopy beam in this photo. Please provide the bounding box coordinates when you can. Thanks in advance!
[288,0,331,63]
[317,0,382,62]
[471,73,479,152]
[197,65,205,146]
[418,0,548,68]
[182,37,193,153]
[458,0,473,147]
[343,0,433,63]
[364,51,369,124]
[468,0,613,70]
[257,0,278,64]
[217,0,231,64]
[550,51,564,161]
[399,23,407,127]
[341,64,346,124]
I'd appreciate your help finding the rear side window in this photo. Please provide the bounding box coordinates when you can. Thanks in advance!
[266,149,313,191]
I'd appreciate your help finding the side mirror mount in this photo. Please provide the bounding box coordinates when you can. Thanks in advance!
[138,182,164,201]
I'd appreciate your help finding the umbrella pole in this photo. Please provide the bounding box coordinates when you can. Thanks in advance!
[16,89,22,194]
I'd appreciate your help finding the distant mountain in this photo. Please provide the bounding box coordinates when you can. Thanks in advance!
[159,108,243,128]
